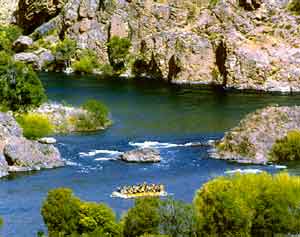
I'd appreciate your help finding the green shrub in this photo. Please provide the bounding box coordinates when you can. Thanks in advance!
[72,50,99,74]
[54,38,77,67]
[99,63,114,77]
[194,173,300,236]
[41,188,81,236]
[0,52,46,111]
[107,36,131,73]
[81,99,110,128]
[123,198,160,237]
[0,217,3,228]
[270,130,300,161]
[0,25,22,53]
[42,188,121,237]
[17,113,53,139]
[288,0,300,15]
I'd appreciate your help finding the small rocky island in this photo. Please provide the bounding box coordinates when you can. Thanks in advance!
[0,112,64,178]
[212,106,300,164]
[120,148,161,163]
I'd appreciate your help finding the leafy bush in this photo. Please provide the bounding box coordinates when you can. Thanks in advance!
[54,38,77,68]
[0,25,22,53]
[0,217,3,228]
[42,188,121,237]
[17,113,53,139]
[72,50,99,74]
[0,51,46,111]
[122,198,160,237]
[107,36,131,73]
[270,130,300,162]
[41,188,82,236]
[81,99,110,127]
[194,173,300,236]
[288,0,300,15]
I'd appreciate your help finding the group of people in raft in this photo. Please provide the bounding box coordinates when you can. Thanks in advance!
[117,182,165,195]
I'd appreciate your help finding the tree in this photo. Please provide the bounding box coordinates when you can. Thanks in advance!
[41,188,81,236]
[0,51,46,111]
[193,173,300,236]
[123,198,160,237]
[42,188,122,237]
[159,198,198,237]
[107,36,131,73]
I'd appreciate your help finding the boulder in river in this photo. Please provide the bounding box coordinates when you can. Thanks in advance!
[120,148,161,163]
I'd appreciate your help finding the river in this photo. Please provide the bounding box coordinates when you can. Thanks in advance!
[1,73,300,236]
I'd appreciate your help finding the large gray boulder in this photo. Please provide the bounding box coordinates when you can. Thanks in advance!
[0,112,64,178]
[120,148,161,163]
[4,137,64,172]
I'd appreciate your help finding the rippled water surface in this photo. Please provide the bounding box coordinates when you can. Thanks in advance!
[1,73,300,236]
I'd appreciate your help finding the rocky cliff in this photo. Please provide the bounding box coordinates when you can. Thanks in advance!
[4,0,300,92]
[0,112,64,178]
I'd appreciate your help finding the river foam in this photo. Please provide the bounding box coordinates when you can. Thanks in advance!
[79,150,123,157]
[129,140,206,149]
[225,169,263,174]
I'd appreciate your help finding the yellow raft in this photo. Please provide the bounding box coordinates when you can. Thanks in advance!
[111,190,168,199]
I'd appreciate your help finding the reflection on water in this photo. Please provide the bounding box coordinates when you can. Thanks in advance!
[1,73,300,236]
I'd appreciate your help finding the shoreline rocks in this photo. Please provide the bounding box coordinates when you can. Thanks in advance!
[212,106,300,164]
[31,102,111,134]
[0,112,64,178]
[120,148,161,163]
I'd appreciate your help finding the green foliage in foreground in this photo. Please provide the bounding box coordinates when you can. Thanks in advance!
[270,130,300,162]
[123,198,160,237]
[75,99,110,131]
[0,51,46,111]
[194,173,300,236]
[41,173,300,237]
[288,0,300,15]
[0,217,3,227]
[17,113,53,139]
[0,25,22,53]
[41,188,122,237]
[107,36,131,73]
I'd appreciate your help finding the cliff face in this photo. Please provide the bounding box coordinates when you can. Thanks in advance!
[0,0,18,24]
[5,0,300,92]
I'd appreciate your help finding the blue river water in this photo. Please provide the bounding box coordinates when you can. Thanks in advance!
[1,73,300,236]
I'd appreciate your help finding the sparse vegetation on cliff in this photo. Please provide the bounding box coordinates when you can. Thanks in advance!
[288,0,300,15]
[107,36,131,74]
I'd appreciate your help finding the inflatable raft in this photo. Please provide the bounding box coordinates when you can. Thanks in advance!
[111,190,168,199]
[111,183,168,199]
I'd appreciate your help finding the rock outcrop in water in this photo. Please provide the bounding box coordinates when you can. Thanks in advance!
[3,0,300,92]
[120,148,161,163]
[212,106,300,164]
[0,112,64,178]
[32,103,111,133]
